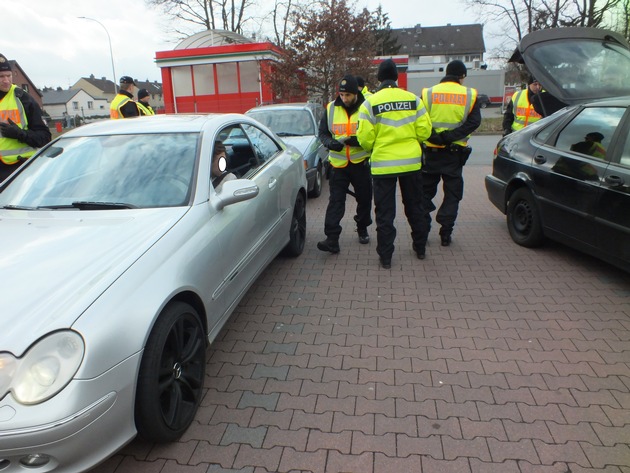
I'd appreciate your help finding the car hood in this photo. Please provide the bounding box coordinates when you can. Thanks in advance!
[279,135,317,156]
[0,208,187,355]
[509,27,630,105]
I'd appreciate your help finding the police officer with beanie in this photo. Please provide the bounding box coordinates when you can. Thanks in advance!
[0,53,51,182]
[110,76,140,119]
[419,60,481,249]
[317,74,373,254]
[502,76,542,135]
[137,88,155,116]
[357,59,432,269]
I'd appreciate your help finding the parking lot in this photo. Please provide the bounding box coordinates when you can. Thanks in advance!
[92,136,630,473]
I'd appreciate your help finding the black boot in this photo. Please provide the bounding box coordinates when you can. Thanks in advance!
[317,238,340,253]
[357,227,369,244]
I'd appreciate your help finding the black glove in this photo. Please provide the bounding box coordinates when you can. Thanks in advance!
[344,136,359,147]
[428,130,446,146]
[328,139,344,152]
[0,118,26,141]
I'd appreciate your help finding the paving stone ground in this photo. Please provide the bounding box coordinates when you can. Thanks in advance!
[92,159,630,473]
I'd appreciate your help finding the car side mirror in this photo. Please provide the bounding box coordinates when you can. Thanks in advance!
[213,179,259,210]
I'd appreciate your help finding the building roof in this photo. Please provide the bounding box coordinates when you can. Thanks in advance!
[81,75,117,94]
[8,60,43,98]
[42,89,84,105]
[175,29,254,49]
[393,23,485,57]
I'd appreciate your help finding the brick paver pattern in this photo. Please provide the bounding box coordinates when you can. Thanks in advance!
[91,158,630,473]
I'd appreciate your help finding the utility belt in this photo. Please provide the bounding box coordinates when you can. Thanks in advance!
[422,144,472,165]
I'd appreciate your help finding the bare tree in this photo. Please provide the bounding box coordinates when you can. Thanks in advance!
[269,0,378,103]
[146,0,255,35]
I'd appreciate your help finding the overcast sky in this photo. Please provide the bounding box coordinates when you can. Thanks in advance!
[6,0,480,89]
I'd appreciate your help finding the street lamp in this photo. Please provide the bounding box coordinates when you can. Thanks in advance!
[78,16,117,95]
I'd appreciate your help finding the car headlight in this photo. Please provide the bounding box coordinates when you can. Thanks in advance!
[0,331,84,405]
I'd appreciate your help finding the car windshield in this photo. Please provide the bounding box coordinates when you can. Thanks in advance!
[0,133,199,209]
[528,38,630,102]
[248,109,315,136]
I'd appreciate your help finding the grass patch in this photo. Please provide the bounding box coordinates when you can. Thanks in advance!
[478,117,503,134]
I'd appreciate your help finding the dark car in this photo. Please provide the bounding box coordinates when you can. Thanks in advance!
[485,27,630,272]
[246,102,327,198]
[477,93,492,108]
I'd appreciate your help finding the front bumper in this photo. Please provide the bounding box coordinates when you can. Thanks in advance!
[0,352,141,472]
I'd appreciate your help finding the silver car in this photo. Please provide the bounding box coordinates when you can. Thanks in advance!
[246,102,327,198]
[0,114,307,472]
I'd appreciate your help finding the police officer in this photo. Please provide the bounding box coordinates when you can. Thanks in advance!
[356,76,372,98]
[357,59,432,269]
[420,60,481,249]
[502,76,542,135]
[110,76,139,119]
[0,53,51,182]
[317,74,372,254]
[137,88,155,116]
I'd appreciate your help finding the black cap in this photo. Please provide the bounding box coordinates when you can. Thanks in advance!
[0,54,11,72]
[377,59,398,82]
[355,76,365,88]
[338,75,359,95]
[586,132,604,142]
[446,60,467,78]
[120,76,137,85]
[138,88,150,100]
[528,75,538,84]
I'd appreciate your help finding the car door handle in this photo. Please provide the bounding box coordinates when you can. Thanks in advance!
[268,177,277,189]
[534,155,547,164]
[604,175,624,186]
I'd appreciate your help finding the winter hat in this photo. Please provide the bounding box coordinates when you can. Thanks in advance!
[446,60,467,78]
[377,59,398,82]
[356,76,365,88]
[119,76,137,86]
[338,75,359,95]
[138,88,150,100]
[0,54,11,72]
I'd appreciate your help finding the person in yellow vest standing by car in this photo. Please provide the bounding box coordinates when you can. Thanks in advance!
[0,53,51,182]
[136,89,155,116]
[420,60,481,250]
[110,76,139,119]
[317,74,373,254]
[502,76,543,135]
[357,59,433,269]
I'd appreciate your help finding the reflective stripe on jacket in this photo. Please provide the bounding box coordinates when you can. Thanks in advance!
[510,90,542,131]
[326,101,369,168]
[0,84,36,165]
[110,93,136,119]
[137,102,155,116]
[357,86,432,176]
[422,81,477,148]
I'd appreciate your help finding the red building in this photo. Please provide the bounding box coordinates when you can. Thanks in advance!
[155,30,299,114]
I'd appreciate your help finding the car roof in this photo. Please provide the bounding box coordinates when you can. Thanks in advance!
[246,103,321,113]
[61,113,251,137]
[509,27,630,105]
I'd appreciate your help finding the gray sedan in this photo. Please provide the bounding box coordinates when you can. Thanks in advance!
[0,114,307,472]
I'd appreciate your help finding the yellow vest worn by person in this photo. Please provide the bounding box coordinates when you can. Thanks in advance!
[357,87,432,176]
[137,102,155,116]
[326,101,369,168]
[110,93,137,119]
[361,86,372,98]
[0,84,36,165]
[510,89,542,131]
[422,81,477,148]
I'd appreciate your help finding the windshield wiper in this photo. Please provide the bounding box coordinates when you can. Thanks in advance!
[71,201,138,210]
[2,204,38,210]
[276,132,303,137]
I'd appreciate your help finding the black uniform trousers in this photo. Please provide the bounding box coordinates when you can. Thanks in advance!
[373,171,426,260]
[421,149,464,237]
[324,160,372,241]
[0,162,20,183]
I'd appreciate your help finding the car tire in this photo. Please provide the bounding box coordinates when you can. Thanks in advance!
[135,301,206,442]
[480,102,488,109]
[308,162,323,198]
[507,187,544,247]
[283,192,306,257]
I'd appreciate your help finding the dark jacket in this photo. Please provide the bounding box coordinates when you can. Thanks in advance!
[0,87,51,148]
[118,90,140,118]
